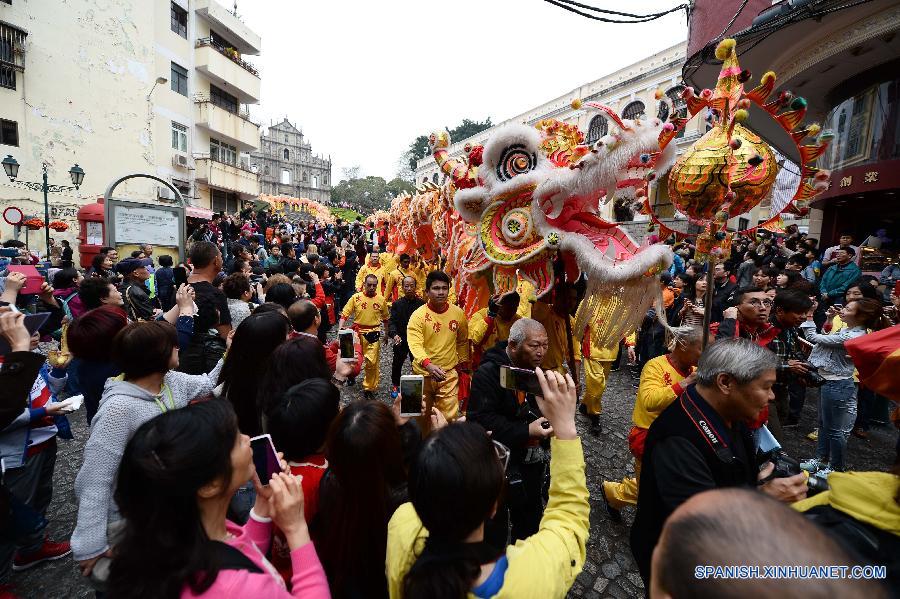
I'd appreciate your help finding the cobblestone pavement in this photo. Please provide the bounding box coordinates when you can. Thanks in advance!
[12,342,899,598]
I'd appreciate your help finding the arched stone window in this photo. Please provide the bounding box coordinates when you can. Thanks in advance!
[283,148,290,161]
[586,115,608,144]
[665,85,687,118]
[622,100,646,120]
[432,172,439,183]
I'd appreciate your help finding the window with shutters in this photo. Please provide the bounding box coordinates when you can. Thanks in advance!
[622,101,646,120]
[170,3,187,38]
[170,62,188,96]
[0,119,18,146]
[586,115,608,144]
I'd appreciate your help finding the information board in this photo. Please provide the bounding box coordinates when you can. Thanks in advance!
[111,204,180,246]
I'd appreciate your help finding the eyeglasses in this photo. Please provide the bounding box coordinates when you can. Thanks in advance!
[493,440,510,471]
[745,299,773,308]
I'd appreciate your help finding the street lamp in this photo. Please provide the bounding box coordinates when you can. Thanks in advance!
[1,155,86,258]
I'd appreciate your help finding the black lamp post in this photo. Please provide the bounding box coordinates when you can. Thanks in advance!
[2,156,85,258]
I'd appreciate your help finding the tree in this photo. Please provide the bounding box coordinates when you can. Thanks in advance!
[405,117,492,172]
[331,175,414,214]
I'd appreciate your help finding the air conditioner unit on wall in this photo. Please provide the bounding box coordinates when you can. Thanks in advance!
[158,186,177,201]
[173,154,189,168]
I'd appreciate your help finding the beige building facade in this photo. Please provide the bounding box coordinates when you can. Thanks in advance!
[0,0,262,257]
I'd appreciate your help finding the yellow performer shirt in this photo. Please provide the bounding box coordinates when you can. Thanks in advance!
[516,277,536,319]
[531,300,581,370]
[384,266,424,302]
[341,292,389,329]
[407,303,469,371]
[632,354,693,430]
[469,308,519,353]
[356,263,386,294]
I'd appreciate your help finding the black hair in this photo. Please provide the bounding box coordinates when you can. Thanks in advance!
[91,252,110,272]
[838,246,856,257]
[403,423,505,599]
[258,336,330,413]
[266,379,339,461]
[217,311,290,436]
[131,250,144,259]
[287,299,319,332]
[733,286,765,304]
[252,302,287,316]
[228,259,249,276]
[52,267,79,289]
[108,400,239,598]
[113,321,177,379]
[158,255,174,267]
[189,241,220,269]
[221,273,251,299]
[846,279,878,300]
[425,270,451,290]
[786,253,809,268]
[266,282,298,309]
[773,288,813,313]
[78,277,114,310]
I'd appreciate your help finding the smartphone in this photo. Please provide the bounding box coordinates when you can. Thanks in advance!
[832,303,843,310]
[0,312,50,354]
[7,265,44,295]
[338,329,355,360]
[399,375,424,417]
[499,365,543,397]
[173,266,189,287]
[249,434,280,485]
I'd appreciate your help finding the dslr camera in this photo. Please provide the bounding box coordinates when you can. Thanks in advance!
[756,426,829,495]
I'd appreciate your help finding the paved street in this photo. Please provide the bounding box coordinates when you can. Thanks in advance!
[11,344,898,598]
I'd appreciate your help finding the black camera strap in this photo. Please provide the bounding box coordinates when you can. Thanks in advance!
[679,392,735,464]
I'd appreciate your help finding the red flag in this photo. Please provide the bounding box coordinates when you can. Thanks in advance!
[845,324,900,401]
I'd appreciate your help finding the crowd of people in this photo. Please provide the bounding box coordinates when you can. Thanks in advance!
[0,207,897,598]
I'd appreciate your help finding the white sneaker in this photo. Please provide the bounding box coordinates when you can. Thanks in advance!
[814,466,834,479]
[800,457,827,473]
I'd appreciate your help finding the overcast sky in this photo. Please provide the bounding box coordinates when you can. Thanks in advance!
[232,0,688,182]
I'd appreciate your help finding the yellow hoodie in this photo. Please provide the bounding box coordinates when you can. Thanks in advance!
[792,471,900,537]
[385,437,590,598]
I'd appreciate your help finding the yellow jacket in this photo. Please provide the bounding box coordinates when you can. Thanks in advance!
[632,354,692,430]
[792,471,900,537]
[356,262,387,294]
[385,437,590,599]
[469,308,519,357]
[407,303,470,371]
[340,292,389,329]
[384,265,425,302]
[516,277,536,319]
[531,300,581,370]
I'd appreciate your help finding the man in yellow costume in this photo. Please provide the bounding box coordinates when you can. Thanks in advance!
[580,321,636,435]
[355,249,387,296]
[530,282,581,375]
[384,253,423,304]
[469,292,521,369]
[407,270,469,422]
[600,325,701,521]
[339,274,390,400]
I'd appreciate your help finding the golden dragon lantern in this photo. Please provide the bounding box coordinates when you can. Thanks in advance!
[651,38,832,262]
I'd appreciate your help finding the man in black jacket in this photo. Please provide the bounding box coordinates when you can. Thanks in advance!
[710,262,737,323]
[388,276,424,388]
[117,258,156,321]
[630,338,808,583]
[468,318,554,542]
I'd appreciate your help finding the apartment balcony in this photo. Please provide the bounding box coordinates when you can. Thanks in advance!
[193,97,260,151]
[193,154,259,199]
[195,38,261,104]
[194,0,261,55]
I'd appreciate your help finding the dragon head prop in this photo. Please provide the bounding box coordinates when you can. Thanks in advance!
[429,102,680,347]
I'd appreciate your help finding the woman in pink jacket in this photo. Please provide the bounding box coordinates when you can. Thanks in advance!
[106,399,330,598]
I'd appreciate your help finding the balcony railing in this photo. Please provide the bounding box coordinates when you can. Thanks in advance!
[192,94,258,126]
[195,37,259,77]
[193,153,259,175]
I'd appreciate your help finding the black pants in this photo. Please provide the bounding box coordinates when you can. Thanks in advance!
[507,460,546,542]
[391,340,412,387]
[788,381,807,421]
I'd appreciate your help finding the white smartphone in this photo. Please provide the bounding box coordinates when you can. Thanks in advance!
[338,329,355,360]
[399,375,424,417]
[249,434,280,485]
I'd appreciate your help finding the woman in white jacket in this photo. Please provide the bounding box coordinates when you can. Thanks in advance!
[71,320,226,587]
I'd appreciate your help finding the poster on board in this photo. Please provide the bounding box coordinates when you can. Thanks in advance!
[112,205,179,246]
[105,199,186,260]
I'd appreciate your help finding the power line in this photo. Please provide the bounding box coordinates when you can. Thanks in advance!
[541,0,688,23]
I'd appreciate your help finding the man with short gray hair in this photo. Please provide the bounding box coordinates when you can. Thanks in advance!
[631,338,809,584]
[468,317,553,542]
